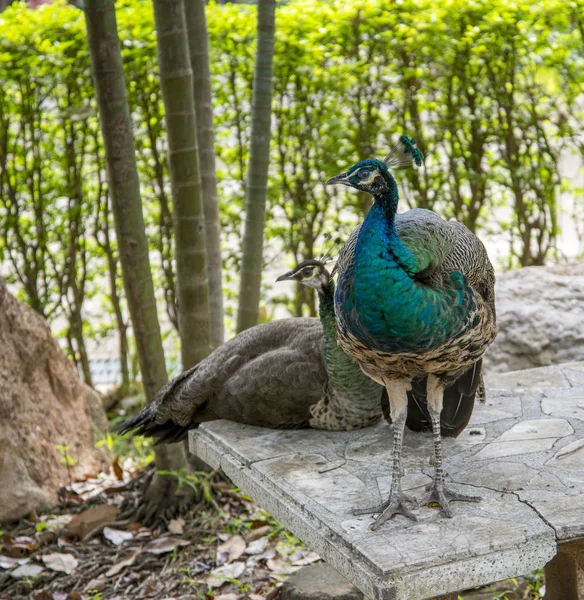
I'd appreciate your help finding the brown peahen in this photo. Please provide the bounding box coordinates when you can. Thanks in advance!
[116,259,385,443]
[328,135,497,527]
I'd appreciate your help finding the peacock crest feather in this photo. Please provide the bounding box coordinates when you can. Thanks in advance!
[383,135,424,170]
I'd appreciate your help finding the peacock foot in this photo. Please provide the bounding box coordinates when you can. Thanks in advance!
[419,481,481,518]
[352,491,418,529]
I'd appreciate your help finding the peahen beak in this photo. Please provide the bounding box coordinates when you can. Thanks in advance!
[325,172,351,187]
[276,271,297,282]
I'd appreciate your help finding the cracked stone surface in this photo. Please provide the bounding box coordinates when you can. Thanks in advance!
[190,362,584,600]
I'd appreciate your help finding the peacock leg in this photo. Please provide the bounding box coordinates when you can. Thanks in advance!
[420,375,481,517]
[352,380,417,528]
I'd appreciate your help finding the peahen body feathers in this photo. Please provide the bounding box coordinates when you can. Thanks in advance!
[117,261,385,444]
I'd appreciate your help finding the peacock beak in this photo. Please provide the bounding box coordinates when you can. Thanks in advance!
[276,271,297,282]
[325,172,351,187]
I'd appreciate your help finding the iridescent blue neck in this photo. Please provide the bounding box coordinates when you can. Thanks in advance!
[367,175,418,276]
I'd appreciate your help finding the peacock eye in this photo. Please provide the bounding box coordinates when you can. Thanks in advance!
[304,267,314,277]
[357,169,370,180]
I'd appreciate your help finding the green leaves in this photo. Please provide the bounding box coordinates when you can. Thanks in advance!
[0,0,581,333]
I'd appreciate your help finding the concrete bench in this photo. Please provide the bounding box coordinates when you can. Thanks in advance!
[189,362,584,600]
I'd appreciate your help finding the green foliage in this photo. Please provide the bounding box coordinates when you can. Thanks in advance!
[0,0,581,340]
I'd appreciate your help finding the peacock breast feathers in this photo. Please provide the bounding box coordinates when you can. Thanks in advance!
[334,208,497,380]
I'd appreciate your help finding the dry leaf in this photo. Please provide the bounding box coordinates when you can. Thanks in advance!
[85,576,107,591]
[292,551,320,566]
[266,557,299,576]
[0,556,29,569]
[64,504,119,539]
[105,548,141,577]
[245,536,269,555]
[42,515,73,532]
[103,527,133,545]
[217,535,246,564]
[42,552,79,574]
[214,594,240,600]
[245,525,271,542]
[112,457,124,481]
[143,537,190,555]
[10,563,44,579]
[252,548,276,563]
[167,518,185,535]
[4,535,37,557]
[205,561,246,588]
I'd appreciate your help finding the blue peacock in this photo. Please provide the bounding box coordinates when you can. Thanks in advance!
[328,135,497,528]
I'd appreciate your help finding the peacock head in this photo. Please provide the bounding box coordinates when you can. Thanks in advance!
[276,259,331,292]
[325,135,423,197]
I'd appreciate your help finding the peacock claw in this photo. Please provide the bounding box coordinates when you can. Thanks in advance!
[419,482,482,518]
[352,491,418,529]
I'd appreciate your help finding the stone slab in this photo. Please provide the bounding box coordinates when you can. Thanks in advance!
[190,363,584,600]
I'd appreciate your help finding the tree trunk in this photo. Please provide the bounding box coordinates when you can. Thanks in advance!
[236,0,276,334]
[153,0,211,369]
[186,0,224,349]
[84,0,189,523]
[71,310,93,386]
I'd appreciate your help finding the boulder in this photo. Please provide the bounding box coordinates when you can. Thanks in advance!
[0,278,109,521]
[485,262,584,373]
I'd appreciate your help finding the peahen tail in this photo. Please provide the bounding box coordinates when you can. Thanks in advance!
[114,363,201,444]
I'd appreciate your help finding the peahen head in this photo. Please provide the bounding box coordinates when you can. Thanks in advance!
[276,259,331,293]
[325,135,423,199]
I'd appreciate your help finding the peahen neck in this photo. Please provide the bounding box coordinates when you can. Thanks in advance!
[318,281,381,403]
[349,174,475,352]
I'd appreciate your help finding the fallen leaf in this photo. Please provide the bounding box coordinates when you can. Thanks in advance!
[85,576,107,591]
[43,515,73,531]
[3,536,38,557]
[292,551,320,566]
[245,536,269,555]
[205,561,246,588]
[32,591,52,600]
[105,548,141,577]
[0,556,29,569]
[167,517,185,535]
[245,525,271,542]
[246,548,276,565]
[64,504,119,539]
[10,563,44,579]
[112,457,124,481]
[52,593,69,600]
[267,557,300,576]
[214,594,240,600]
[185,560,211,575]
[42,552,79,574]
[143,537,190,555]
[103,527,133,545]
[217,535,246,564]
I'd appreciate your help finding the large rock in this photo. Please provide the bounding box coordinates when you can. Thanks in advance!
[0,278,109,521]
[485,262,584,373]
